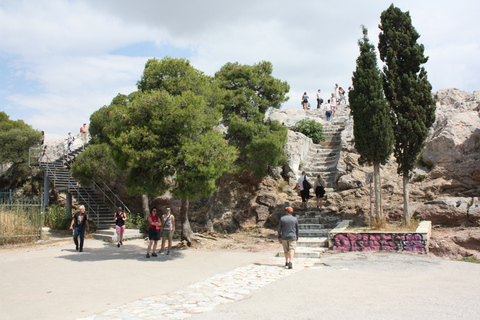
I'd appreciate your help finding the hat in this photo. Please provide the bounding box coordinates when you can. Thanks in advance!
[118,206,122,210]
[285,207,294,213]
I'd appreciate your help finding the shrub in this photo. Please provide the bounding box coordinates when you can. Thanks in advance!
[125,212,148,235]
[44,205,71,230]
[294,119,325,144]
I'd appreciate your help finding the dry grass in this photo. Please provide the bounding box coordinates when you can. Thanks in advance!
[0,210,39,245]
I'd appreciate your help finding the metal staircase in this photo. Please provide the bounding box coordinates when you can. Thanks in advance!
[29,134,128,229]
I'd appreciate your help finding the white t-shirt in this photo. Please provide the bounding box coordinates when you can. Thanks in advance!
[298,175,308,191]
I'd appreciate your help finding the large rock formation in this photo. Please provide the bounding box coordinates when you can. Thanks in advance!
[157,89,480,232]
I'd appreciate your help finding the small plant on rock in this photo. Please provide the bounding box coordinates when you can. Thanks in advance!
[294,119,325,144]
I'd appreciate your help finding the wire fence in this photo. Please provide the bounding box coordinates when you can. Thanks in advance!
[0,193,44,244]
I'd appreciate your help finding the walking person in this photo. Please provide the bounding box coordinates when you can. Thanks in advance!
[66,131,75,153]
[69,205,89,252]
[297,171,311,209]
[159,207,175,255]
[114,206,126,247]
[325,99,332,121]
[302,92,309,111]
[278,207,299,269]
[146,207,161,258]
[314,174,326,210]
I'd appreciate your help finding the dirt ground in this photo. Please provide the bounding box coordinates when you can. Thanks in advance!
[1,227,479,262]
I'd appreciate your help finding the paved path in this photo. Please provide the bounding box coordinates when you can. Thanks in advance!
[1,238,479,320]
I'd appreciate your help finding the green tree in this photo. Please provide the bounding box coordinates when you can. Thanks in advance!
[215,61,290,177]
[0,112,42,190]
[111,58,237,244]
[350,26,394,222]
[294,118,325,144]
[70,143,124,186]
[0,112,42,165]
[378,4,436,222]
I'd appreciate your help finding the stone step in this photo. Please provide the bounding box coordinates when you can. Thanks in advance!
[277,247,328,259]
[299,229,330,237]
[299,224,325,230]
[297,237,328,247]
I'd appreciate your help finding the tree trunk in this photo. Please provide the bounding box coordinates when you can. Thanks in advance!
[141,194,149,219]
[204,192,216,233]
[373,163,382,221]
[180,198,195,246]
[403,173,410,223]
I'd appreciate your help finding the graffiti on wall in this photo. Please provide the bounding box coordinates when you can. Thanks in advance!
[331,233,427,253]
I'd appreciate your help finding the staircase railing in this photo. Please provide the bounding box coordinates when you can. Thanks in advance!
[93,181,131,214]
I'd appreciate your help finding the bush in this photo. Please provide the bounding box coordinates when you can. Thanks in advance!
[294,119,325,144]
[0,210,38,245]
[44,205,71,230]
[125,212,148,235]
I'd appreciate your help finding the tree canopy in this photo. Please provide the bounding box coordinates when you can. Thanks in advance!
[215,61,290,177]
[0,111,42,165]
[350,26,394,222]
[378,4,436,221]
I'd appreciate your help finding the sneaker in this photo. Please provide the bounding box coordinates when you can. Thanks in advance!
[76,245,79,251]
[285,262,288,267]
[166,250,170,255]
[117,243,120,247]
[120,241,123,245]
[79,249,83,252]
[159,250,165,255]
[288,262,292,269]
[152,253,158,257]
[146,253,150,258]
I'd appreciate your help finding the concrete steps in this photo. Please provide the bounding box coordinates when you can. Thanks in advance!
[278,209,341,258]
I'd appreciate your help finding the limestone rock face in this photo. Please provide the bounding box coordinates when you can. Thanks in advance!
[423,111,480,165]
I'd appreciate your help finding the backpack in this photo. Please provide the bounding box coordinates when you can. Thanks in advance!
[302,176,311,190]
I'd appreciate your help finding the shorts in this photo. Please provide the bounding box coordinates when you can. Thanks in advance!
[148,227,161,241]
[115,225,125,234]
[162,230,174,238]
[282,240,297,252]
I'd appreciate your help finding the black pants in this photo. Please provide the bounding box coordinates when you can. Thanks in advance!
[317,99,321,109]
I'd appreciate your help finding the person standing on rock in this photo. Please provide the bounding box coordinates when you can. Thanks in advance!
[316,89,323,109]
[159,207,175,255]
[146,207,161,258]
[80,123,88,150]
[330,93,337,118]
[314,174,326,210]
[114,206,126,247]
[302,92,309,110]
[278,207,299,269]
[69,205,89,252]
[297,171,311,209]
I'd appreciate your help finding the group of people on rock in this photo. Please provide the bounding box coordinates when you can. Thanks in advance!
[302,84,352,121]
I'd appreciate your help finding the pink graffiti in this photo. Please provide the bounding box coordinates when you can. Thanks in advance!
[333,233,426,252]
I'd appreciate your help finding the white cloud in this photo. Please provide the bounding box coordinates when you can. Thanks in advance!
[0,0,479,140]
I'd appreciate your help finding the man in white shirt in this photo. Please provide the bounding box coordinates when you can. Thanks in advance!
[297,171,310,209]
[316,89,322,109]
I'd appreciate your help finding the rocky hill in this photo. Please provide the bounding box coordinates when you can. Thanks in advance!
[151,88,479,258]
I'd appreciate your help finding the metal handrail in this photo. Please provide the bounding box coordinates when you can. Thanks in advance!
[93,181,131,213]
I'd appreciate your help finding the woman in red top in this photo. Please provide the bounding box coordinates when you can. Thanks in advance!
[146,207,162,258]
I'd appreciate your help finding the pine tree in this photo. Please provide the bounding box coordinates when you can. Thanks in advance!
[378,5,436,222]
[350,26,394,222]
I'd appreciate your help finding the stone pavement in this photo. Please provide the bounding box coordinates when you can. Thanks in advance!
[79,258,315,320]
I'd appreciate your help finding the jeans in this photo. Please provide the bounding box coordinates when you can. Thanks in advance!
[326,110,332,121]
[73,226,85,250]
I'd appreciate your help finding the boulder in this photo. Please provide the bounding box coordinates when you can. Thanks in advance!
[423,112,480,165]
[415,197,479,226]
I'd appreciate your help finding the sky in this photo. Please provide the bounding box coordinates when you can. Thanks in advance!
[1,0,479,140]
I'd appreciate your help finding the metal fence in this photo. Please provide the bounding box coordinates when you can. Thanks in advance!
[0,192,44,243]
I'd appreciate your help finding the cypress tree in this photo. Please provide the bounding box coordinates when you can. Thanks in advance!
[350,26,394,222]
[378,4,436,222]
